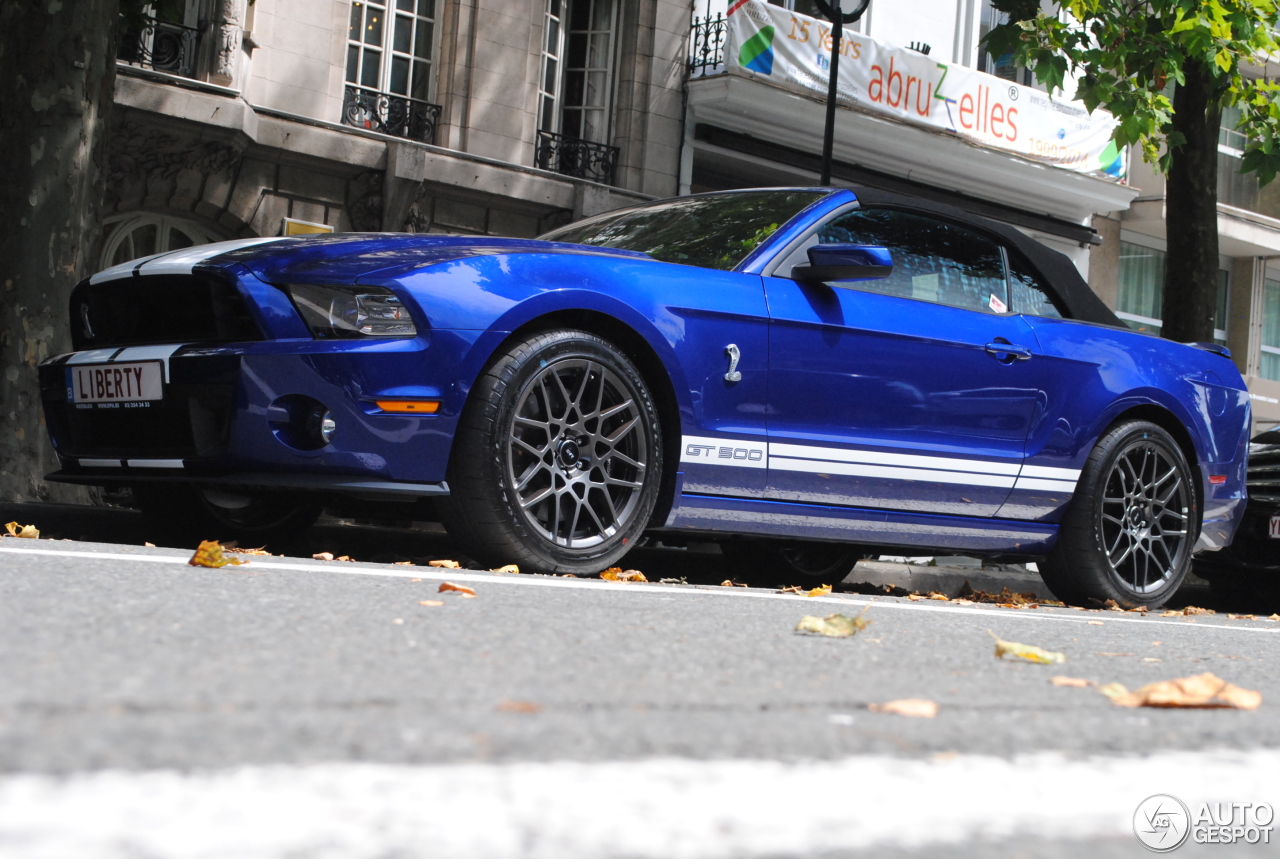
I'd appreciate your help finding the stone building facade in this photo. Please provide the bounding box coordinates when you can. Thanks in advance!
[103,0,1280,433]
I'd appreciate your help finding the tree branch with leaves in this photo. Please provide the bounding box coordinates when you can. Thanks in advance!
[985,0,1280,344]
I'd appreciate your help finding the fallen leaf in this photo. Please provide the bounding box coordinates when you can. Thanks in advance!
[188,540,244,568]
[1103,599,1124,612]
[1160,610,1182,617]
[1269,614,1280,622]
[795,607,870,638]
[988,630,1065,664]
[1127,606,1149,614]
[927,591,950,601]
[497,700,542,714]
[806,584,832,597]
[1087,620,1105,626]
[438,582,477,597]
[429,560,462,569]
[410,578,422,582]
[953,599,974,606]
[601,568,647,582]
[1051,676,1094,688]
[4,522,38,539]
[225,546,272,556]
[1184,606,1215,616]
[1098,682,1130,700]
[418,599,444,606]
[336,555,353,562]
[906,594,925,601]
[394,561,413,566]
[312,552,334,561]
[1041,600,1066,607]
[868,699,938,718]
[1228,614,1256,621]
[1106,672,1261,711]
[144,542,155,547]
[491,564,520,574]
[959,582,1038,606]
[779,586,802,594]
[1142,657,1164,662]
[720,580,735,587]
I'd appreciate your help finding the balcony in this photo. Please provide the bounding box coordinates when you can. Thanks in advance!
[534,130,620,185]
[117,17,201,79]
[1218,131,1280,221]
[341,85,442,145]
[689,13,726,78]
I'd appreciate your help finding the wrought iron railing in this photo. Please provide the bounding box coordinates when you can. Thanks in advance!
[534,130,620,185]
[689,13,726,77]
[117,18,201,79]
[341,85,442,145]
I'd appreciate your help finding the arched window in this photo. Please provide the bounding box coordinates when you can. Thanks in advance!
[101,215,222,268]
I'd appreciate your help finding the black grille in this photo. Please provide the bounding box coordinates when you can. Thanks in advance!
[70,273,263,351]
[1247,445,1280,505]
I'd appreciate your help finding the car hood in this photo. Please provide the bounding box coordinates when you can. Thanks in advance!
[207,234,651,284]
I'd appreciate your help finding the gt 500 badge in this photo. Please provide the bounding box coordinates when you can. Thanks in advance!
[680,435,767,468]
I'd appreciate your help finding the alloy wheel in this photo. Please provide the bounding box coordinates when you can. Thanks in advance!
[506,358,648,549]
[1098,439,1190,595]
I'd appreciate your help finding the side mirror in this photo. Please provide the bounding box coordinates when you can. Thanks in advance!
[792,244,893,284]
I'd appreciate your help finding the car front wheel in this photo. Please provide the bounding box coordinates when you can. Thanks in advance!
[441,329,663,575]
[1039,420,1198,608]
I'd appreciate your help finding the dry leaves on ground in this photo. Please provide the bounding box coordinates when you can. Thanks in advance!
[312,552,334,561]
[718,580,746,587]
[907,591,950,601]
[959,583,1039,608]
[491,565,520,574]
[429,559,462,569]
[779,585,803,594]
[418,599,444,606]
[806,584,833,597]
[1051,676,1094,688]
[795,607,870,638]
[1228,614,1256,621]
[601,568,647,582]
[988,630,1066,664]
[394,561,414,566]
[188,540,244,568]
[438,582,477,597]
[4,522,38,539]
[1101,673,1261,711]
[223,545,272,556]
[1161,606,1216,617]
[868,699,938,718]
[497,700,542,714]
[1269,614,1280,622]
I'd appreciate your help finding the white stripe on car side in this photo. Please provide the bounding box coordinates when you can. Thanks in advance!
[88,237,288,284]
[682,436,1080,494]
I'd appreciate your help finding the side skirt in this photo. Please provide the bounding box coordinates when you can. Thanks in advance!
[662,493,1058,555]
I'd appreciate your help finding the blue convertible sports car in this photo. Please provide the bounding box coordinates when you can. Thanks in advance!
[40,187,1251,607]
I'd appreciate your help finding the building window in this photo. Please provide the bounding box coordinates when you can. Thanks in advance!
[1116,241,1229,341]
[343,1,442,143]
[101,215,218,269]
[535,0,622,184]
[977,0,1034,85]
[1262,278,1280,381]
[117,0,202,79]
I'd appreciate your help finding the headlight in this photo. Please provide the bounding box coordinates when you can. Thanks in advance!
[287,284,417,338]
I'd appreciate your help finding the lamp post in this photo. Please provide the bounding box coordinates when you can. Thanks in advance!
[812,0,871,186]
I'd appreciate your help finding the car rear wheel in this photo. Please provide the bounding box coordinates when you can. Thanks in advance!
[132,485,321,548]
[1039,420,1198,608]
[720,539,868,585]
[441,329,663,575]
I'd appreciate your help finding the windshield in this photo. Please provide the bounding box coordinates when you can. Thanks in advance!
[539,190,827,270]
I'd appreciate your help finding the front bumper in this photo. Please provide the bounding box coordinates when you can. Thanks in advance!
[39,336,476,497]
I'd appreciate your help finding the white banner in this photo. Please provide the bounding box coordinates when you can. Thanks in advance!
[724,0,1126,179]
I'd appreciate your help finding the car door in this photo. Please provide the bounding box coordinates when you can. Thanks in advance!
[763,207,1048,517]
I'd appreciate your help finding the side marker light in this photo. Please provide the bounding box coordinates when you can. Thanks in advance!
[1208,475,1227,485]
[376,400,440,414]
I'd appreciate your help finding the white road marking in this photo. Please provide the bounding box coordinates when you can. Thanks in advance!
[0,545,1274,634]
[1,751,1277,858]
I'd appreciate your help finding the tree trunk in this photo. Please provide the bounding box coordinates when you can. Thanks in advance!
[0,0,119,502]
[1162,61,1223,344]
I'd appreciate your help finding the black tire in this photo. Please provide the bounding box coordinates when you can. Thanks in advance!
[440,329,663,575]
[721,539,867,585]
[1039,420,1198,609]
[132,484,321,548]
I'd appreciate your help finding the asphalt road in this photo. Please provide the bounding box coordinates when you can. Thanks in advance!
[1,503,1278,858]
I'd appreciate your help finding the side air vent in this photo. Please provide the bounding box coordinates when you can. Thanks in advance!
[70,273,263,351]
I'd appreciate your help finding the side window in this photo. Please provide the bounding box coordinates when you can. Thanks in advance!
[1006,249,1064,318]
[818,209,1009,314]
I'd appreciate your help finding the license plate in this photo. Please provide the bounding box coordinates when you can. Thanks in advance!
[66,361,163,404]
[1271,516,1280,539]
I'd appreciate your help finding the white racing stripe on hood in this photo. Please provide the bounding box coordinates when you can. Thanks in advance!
[88,237,289,284]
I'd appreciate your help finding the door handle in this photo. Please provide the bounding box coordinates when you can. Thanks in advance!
[984,342,1032,362]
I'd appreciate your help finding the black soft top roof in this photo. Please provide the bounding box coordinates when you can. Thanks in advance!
[848,187,1124,328]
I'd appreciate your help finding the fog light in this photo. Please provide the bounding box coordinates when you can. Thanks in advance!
[319,411,337,443]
